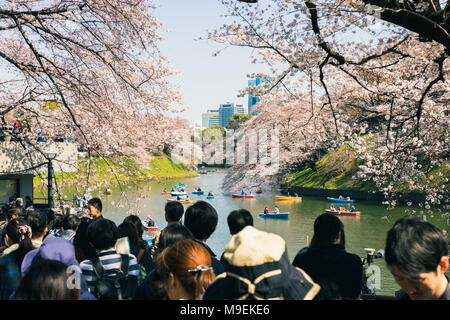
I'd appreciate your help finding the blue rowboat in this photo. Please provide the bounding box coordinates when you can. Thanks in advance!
[259,212,290,219]
[192,191,204,195]
[171,191,187,196]
[327,197,355,204]
[206,196,214,199]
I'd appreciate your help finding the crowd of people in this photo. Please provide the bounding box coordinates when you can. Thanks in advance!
[0,196,448,301]
[0,121,71,143]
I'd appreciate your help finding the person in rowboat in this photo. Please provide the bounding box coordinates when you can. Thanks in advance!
[330,205,336,211]
[273,207,280,214]
[241,190,245,196]
[208,191,214,197]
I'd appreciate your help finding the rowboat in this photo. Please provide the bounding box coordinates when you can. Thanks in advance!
[192,191,205,195]
[142,219,159,232]
[105,189,112,195]
[232,194,256,199]
[275,196,302,201]
[161,192,172,195]
[259,212,290,219]
[142,234,155,247]
[325,209,360,217]
[167,198,194,204]
[256,189,263,194]
[171,191,187,197]
[327,197,355,204]
[206,196,214,199]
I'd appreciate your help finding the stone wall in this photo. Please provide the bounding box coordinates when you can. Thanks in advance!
[280,185,427,204]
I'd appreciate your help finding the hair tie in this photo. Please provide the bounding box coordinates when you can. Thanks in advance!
[188,265,213,273]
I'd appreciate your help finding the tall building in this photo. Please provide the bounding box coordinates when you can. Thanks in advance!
[219,103,235,127]
[202,109,220,129]
[248,78,264,114]
[234,104,246,115]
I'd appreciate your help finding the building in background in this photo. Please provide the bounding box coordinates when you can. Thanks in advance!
[219,103,235,127]
[248,78,263,114]
[248,77,273,114]
[234,104,246,115]
[202,109,220,129]
[202,103,247,129]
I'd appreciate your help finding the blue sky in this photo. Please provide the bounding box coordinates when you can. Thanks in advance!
[155,0,268,125]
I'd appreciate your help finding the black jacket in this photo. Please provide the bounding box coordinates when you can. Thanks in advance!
[292,244,363,300]
[195,240,224,276]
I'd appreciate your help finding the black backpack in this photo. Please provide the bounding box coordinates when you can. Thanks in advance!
[90,254,137,300]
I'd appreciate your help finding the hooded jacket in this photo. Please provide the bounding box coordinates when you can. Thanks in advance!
[21,237,96,300]
[202,226,320,300]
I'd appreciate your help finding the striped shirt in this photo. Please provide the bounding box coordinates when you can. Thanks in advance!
[80,249,140,293]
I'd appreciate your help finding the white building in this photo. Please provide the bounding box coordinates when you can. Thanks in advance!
[202,109,220,129]
[234,104,247,115]
[0,141,78,205]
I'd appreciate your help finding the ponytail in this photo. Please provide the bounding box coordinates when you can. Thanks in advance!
[4,219,34,264]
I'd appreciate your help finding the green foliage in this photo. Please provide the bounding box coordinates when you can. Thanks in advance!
[202,126,225,141]
[226,113,251,130]
[41,101,61,110]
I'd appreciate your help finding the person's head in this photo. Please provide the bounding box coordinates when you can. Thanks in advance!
[118,221,139,247]
[156,239,216,300]
[123,215,144,238]
[165,201,184,223]
[25,196,32,203]
[7,207,21,221]
[385,218,449,300]
[52,214,64,231]
[87,198,102,218]
[14,259,81,300]
[311,213,345,247]
[227,209,253,235]
[62,214,80,232]
[43,208,56,230]
[184,201,218,241]
[15,198,23,208]
[27,210,48,241]
[3,219,34,263]
[157,223,194,253]
[87,218,118,251]
[73,220,96,262]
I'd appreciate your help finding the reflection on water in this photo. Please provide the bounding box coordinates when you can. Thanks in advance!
[97,171,449,296]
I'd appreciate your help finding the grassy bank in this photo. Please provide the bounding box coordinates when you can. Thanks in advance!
[281,144,449,194]
[33,152,197,200]
[281,144,377,191]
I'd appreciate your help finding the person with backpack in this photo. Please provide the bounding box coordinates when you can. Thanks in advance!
[80,219,140,300]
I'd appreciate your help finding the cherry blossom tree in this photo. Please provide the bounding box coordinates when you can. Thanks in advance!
[210,0,449,219]
[0,1,186,192]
